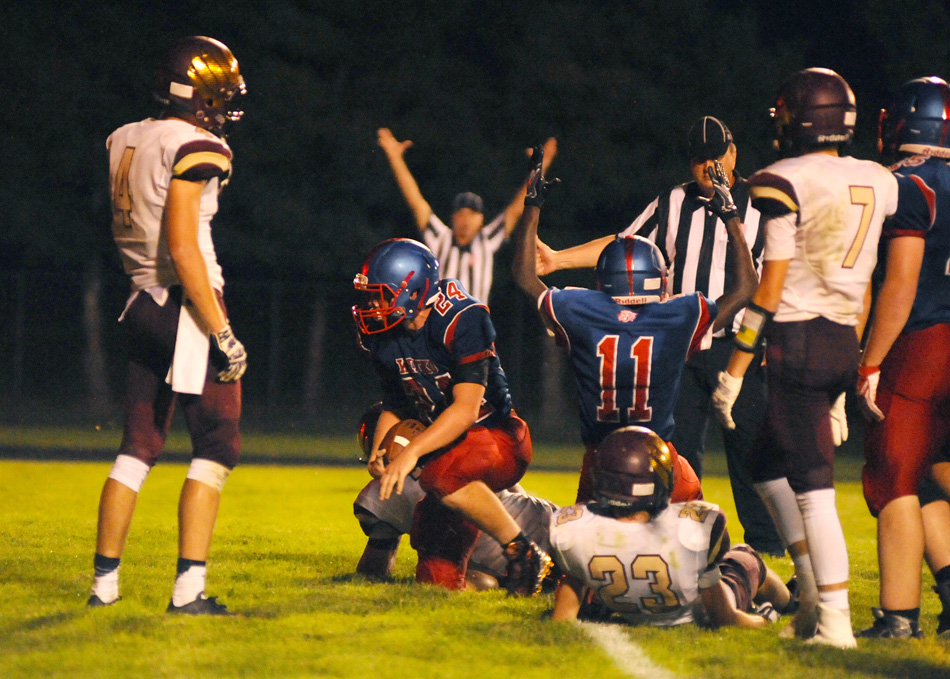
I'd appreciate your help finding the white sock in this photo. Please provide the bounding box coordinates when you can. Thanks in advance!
[797,488,849,610]
[91,568,120,604]
[755,478,805,547]
[171,565,207,607]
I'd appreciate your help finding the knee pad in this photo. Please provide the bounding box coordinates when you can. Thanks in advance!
[186,458,231,492]
[108,454,151,492]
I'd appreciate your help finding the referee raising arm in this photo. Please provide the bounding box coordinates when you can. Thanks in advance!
[536,117,782,556]
[377,128,557,304]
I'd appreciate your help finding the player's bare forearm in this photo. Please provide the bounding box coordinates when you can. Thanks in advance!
[712,216,758,333]
[861,236,924,367]
[166,178,228,334]
[511,205,547,299]
[551,575,584,621]
[700,582,767,629]
[403,382,484,460]
[367,409,401,477]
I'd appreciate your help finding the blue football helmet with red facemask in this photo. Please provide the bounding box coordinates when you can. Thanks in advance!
[879,76,950,161]
[353,239,440,334]
[596,236,667,305]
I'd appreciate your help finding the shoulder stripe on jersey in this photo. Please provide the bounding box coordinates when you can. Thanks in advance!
[173,151,230,182]
[907,174,937,225]
[749,185,798,214]
[442,302,489,354]
[541,290,571,350]
[687,295,713,359]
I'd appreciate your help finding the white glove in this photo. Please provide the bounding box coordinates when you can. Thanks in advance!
[712,371,743,430]
[856,366,885,422]
[755,602,781,624]
[829,392,848,447]
[211,324,247,382]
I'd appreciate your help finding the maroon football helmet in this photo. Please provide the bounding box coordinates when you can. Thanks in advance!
[772,68,856,155]
[592,426,674,517]
[154,36,246,136]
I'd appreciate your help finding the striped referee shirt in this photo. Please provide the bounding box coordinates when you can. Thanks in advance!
[620,174,765,335]
[424,212,508,304]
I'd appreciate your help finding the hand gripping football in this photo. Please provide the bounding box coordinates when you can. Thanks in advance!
[380,419,427,464]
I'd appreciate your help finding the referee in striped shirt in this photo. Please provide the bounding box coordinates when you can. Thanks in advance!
[377,128,557,304]
[536,117,783,556]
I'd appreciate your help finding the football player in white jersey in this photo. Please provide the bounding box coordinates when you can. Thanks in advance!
[352,404,559,590]
[549,427,792,627]
[88,37,249,615]
[711,68,935,646]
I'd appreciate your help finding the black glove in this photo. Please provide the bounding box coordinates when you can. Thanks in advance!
[210,324,247,382]
[700,160,738,221]
[524,144,560,208]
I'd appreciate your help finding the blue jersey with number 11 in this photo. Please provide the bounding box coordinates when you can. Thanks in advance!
[541,288,715,445]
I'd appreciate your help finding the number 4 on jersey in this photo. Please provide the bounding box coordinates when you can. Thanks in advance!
[596,335,653,423]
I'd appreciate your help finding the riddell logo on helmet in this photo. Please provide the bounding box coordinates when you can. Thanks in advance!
[816,133,851,143]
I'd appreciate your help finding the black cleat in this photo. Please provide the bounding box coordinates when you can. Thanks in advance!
[936,612,950,637]
[856,607,923,639]
[503,535,553,598]
[166,593,232,616]
[86,594,120,607]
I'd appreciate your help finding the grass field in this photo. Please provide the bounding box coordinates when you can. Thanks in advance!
[2,431,950,679]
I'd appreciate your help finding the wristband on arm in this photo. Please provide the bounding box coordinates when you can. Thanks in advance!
[734,304,773,353]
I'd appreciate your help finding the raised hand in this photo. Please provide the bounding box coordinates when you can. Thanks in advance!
[700,161,738,221]
[524,144,560,208]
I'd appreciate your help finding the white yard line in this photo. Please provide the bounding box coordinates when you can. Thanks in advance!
[578,621,680,679]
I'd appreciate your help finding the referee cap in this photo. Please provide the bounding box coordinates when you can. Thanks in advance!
[452,191,484,214]
[688,116,734,160]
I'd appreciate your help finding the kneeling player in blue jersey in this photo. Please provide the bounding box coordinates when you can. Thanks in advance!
[353,238,551,595]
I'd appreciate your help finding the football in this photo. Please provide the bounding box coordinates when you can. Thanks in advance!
[380,419,427,463]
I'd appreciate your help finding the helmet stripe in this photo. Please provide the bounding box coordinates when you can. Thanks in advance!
[624,238,635,296]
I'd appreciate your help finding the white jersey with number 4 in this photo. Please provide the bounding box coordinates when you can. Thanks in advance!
[749,153,901,325]
[107,117,232,292]
[549,501,726,626]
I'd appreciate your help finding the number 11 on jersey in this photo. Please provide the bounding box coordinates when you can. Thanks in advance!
[596,335,654,423]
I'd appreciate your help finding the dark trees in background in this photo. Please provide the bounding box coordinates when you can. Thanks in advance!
[1,0,948,433]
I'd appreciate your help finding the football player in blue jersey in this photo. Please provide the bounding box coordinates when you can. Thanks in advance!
[511,144,757,503]
[352,238,551,596]
[856,76,950,638]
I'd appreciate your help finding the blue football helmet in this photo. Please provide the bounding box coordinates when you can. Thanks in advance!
[596,236,667,304]
[593,426,674,517]
[353,239,440,334]
[879,76,950,160]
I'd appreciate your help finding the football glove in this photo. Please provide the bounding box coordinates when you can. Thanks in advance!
[700,161,738,221]
[211,325,247,382]
[856,365,885,422]
[756,602,781,624]
[830,392,848,447]
[712,371,742,430]
[524,144,559,208]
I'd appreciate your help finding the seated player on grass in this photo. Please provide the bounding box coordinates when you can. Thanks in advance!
[352,403,559,591]
[549,427,793,628]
